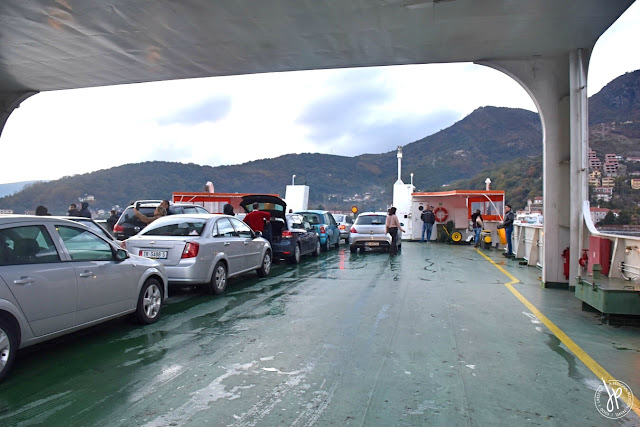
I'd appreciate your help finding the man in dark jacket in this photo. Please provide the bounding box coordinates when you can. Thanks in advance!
[471,209,483,248]
[78,201,92,218]
[498,204,515,257]
[106,209,119,232]
[420,205,436,243]
[68,203,81,217]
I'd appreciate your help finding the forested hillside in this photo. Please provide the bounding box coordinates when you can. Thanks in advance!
[2,70,639,216]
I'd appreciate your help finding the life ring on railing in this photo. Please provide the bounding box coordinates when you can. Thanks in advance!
[433,207,448,222]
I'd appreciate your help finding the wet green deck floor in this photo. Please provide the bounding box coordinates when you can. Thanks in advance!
[1,243,639,426]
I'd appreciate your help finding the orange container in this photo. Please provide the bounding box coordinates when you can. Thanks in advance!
[497,228,507,245]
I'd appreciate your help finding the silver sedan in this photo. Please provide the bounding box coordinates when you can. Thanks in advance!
[123,214,272,294]
[0,215,168,383]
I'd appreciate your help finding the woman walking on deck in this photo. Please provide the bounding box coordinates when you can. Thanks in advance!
[386,207,405,255]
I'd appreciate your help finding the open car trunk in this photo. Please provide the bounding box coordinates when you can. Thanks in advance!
[240,194,287,242]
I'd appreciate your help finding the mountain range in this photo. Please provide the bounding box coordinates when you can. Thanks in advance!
[1,69,639,216]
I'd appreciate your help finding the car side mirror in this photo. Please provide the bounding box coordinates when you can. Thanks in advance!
[115,248,128,261]
[254,231,262,238]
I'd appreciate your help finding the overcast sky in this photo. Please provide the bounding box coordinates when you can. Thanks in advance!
[1,2,639,185]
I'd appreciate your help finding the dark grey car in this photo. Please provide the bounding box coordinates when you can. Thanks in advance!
[112,201,210,240]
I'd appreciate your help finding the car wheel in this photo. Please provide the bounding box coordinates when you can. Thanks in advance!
[350,246,357,253]
[321,240,329,252]
[0,317,18,383]
[334,236,339,248]
[208,261,227,295]
[257,251,272,277]
[311,240,321,257]
[288,244,301,264]
[344,238,349,244]
[135,278,163,324]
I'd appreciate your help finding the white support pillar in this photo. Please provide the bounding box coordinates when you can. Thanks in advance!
[569,49,591,287]
[478,55,583,287]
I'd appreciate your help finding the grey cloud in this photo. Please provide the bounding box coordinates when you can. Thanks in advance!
[158,95,232,125]
[328,110,463,156]
[296,70,394,146]
[297,69,462,155]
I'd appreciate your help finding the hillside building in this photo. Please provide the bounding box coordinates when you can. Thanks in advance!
[593,187,613,202]
[590,207,619,224]
[588,149,601,171]
[601,177,615,187]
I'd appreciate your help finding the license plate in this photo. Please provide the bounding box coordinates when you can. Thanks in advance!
[141,250,168,259]
[365,242,380,246]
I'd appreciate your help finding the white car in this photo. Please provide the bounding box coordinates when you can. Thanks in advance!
[332,213,354,243]
[0,215,168,382]
[348,212,401,253]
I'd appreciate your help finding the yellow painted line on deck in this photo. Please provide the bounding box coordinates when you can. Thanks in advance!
[475,249,640,418]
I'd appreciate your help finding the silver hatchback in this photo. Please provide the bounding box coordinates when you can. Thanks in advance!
[123,214,272,294]
[348,212,400,253]
[0,215,168,383]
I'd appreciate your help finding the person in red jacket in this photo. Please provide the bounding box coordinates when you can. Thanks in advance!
[243,202,271,234]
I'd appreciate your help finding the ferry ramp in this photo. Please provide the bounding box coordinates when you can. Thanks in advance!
[0,242,638,426]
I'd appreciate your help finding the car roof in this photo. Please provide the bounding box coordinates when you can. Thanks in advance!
[54,215,96,221]
[358,212,388,216]
[126,201,203,207]
[0,215,84,225]
[297,210,328,214]
[140,213,231,224]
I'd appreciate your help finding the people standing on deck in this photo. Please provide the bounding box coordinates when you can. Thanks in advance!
[471,209,483,248]
[223,203,235,216]
[243,202,272,241]
[420,205,435,243]
[78,201,92,218]
[161,200,172,215]
[106,209,119,232]
[133,205,167,225]
[35,205,50,216]
[68,203,81,216]
[498,204,515,257]
[386,207,405,255]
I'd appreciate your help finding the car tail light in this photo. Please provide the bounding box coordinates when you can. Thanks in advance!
[113,224,124,234]
[182,242,199,258]
[282,230,293,237]
[339,225,346,230]
[320,226,326,234]
[350,227,358,234]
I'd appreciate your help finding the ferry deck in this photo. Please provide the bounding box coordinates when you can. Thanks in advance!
[0,242,638,426]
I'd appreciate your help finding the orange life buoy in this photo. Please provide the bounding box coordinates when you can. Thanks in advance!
[433,207,448,222]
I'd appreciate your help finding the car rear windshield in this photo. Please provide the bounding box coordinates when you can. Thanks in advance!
[141,220,207,236]
[355,215,386,225]
[116,207,156,225]
[287,215,306,230]
[300,213,323,225]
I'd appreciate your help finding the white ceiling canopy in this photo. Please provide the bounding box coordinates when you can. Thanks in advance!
[0,0,634,93]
